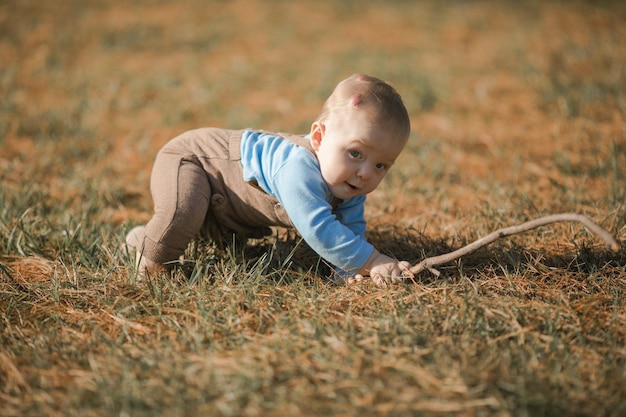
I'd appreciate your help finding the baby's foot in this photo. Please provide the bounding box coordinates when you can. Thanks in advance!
[124,226,157,284]
[123,226,171,285]
[125,226,146,253]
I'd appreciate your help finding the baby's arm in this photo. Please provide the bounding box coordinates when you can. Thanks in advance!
[261,144,411,285]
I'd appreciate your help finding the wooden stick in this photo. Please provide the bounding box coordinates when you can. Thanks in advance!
[409,213,620,276]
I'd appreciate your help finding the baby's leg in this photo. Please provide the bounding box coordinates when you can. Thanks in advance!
[141,152,211,272]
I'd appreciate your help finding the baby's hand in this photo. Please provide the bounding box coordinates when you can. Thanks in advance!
[362,251,414,287]
[345,273,366,285]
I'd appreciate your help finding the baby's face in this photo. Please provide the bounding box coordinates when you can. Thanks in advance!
[310,110,406,200]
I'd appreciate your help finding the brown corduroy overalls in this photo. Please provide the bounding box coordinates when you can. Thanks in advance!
[142,127,314,264]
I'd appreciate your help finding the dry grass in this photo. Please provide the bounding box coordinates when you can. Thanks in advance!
[1,0,625,416]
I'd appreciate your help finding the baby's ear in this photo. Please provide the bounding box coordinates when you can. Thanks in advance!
[309,121,324,150]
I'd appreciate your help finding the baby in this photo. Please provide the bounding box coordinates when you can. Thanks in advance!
[126,74,413,286]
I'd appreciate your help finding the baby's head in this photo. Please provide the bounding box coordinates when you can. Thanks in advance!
[317,74,411,145]
[310,74,411,200]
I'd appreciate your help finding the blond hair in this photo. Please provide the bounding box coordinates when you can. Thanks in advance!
[317,74,411,142]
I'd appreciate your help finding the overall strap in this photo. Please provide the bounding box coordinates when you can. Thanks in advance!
[275,131,315,153]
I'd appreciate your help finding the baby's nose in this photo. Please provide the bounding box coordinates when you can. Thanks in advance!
[357,165,372,179]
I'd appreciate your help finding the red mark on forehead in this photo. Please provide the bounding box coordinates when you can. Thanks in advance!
[350,93,362,107]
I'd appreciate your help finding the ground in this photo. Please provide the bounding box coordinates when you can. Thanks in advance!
[1,1,625,416]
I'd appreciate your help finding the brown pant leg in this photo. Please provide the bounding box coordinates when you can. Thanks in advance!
[142,150,210,265]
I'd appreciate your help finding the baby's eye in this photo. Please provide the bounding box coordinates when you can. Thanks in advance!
[375,163,387,170]
[349,150,362,159]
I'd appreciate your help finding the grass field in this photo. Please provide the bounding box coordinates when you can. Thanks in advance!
[1,1,626,416]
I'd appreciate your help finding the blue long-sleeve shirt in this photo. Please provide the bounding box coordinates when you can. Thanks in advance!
[240,130,374,273]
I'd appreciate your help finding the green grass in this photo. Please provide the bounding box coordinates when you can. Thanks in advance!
[1,1,626,416]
